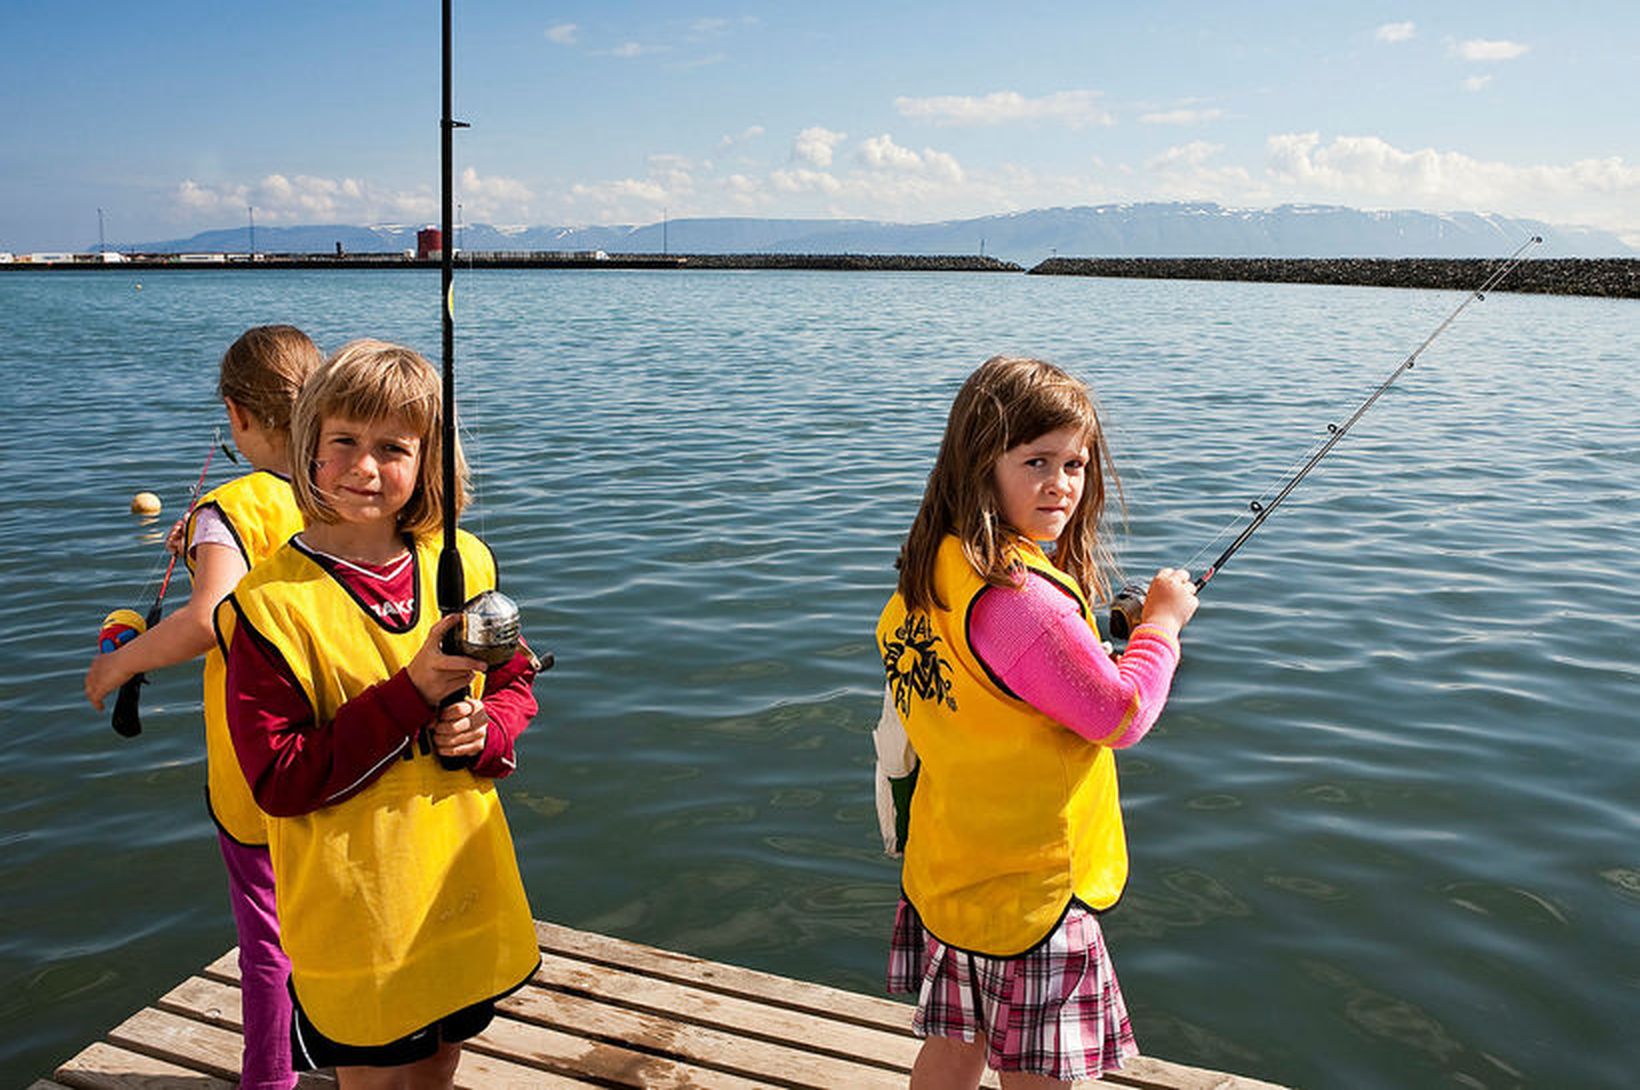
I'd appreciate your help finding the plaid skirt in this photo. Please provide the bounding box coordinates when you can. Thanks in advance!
[887,897,1138,1081]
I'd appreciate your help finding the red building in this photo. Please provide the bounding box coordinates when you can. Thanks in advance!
[416,227,443,260]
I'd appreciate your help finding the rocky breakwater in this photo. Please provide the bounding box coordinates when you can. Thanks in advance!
[678,253,1022,272]
[1028,257,1638,299]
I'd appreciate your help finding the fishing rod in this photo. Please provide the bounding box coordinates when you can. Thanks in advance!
[433,0,543,770]
[105,432,228,737]
[1108,235,1543,641]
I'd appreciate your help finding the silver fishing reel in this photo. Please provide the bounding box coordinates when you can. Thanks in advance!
[454,589,522,666]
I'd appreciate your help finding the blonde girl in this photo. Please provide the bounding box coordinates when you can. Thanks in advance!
[219,339,540,1090]
[875,355,1198,1088]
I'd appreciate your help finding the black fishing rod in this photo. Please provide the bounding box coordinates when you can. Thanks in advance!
[1109,235,1543,641]
[435,0,468,637]
[434,0,542,769]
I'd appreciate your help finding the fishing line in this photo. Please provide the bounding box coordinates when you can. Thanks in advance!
[1108,235,1543,640]
[108,428,227,737]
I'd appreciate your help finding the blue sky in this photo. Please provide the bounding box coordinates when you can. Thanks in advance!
[3,2,1637,251]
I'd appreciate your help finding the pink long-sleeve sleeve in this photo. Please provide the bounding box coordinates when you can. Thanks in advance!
[970,571,1181,748]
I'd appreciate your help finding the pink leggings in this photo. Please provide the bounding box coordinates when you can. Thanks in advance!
[217,831,295,1090]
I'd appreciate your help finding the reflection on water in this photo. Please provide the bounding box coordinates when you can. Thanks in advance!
[1,269,1635,1088]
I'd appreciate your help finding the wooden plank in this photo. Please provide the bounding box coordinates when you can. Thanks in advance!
[155,977,241,1031]
[156,977,590,1089]
[531,949,920,1070]
[104,1005,335,1090]
[536,919,915,1035]
[451,1045,603,1089]
[1100,1058,1289,1090]
[105,1007,243,1082]
[501,984,905,1090]
[199,950,238,984]
[53,1040,236,1090]
[471,1010,766,1089]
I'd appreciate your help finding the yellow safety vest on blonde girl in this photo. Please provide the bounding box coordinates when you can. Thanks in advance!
[876,534,1129,956]
[184,470,302,846]
[219,529,538,1046]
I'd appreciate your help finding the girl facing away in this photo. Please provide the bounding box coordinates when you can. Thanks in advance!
[85,324,320,1090]
[874,355,1198,1088]
[218,339,541,1090]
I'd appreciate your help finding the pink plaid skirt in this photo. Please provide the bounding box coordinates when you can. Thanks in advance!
[887,897,1138,1081]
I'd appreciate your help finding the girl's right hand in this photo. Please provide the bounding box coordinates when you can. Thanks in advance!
[1139,567,1200,636]
[406,614,486,706]
[164,518,188,557]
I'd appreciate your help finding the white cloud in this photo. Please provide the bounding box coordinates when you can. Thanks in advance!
[718,125,765,150]
[895,90,1112,128]
[1454,38,1529,61]
[174,173,436,224]
[609,42,659,59]
[1263,132,1640,236]
[455,167,534,221]
[793,126,847,168]
[1139,107,1227,126]
[856,135,964,183]
[1463,75,1494,92]
[856,134,921,172]
[545,24,577,45]
[769,167,843,195]
[1375,22,1416,43]
[1143,142,1255,200]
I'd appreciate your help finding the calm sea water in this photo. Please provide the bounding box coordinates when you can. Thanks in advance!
[1,268,1635,1088]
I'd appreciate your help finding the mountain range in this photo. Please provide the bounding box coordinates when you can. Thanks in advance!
[123,202,1635,266]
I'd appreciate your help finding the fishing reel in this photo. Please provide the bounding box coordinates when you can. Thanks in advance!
[436,589,553,770]
[450,588,523,665]
[1108,584,1147,642]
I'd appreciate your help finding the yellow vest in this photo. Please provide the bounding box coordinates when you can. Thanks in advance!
[186,470,302,845]
[221,530,539,1046]
[876,535,1128,956]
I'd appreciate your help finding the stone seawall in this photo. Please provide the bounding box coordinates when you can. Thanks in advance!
[1028,257,1638,299]
[677,253,1022,272]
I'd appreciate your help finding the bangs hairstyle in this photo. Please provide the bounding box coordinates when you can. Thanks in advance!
[289,339,468,537]
[897,355,1123,612]
[218,325,321,433]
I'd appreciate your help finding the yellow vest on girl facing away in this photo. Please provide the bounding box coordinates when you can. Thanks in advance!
[876,534,1128,957]
[220,529,538,1046]
[185,470,302,846]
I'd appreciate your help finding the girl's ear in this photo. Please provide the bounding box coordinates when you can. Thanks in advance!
[223,396,254,432]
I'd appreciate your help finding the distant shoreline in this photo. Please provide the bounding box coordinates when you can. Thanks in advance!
[5,252,1635,297]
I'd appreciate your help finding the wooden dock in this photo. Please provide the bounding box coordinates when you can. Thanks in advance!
[36,919,1286,1089]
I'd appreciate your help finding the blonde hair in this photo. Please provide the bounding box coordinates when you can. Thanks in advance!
[289,339,467,537]
[218,325,321,434]
[897,355,1122,611]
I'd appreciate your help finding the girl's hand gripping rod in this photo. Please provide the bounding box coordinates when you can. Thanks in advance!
[1109,236,1542,641]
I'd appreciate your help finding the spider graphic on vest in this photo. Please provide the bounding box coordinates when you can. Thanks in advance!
[882,613,957,717]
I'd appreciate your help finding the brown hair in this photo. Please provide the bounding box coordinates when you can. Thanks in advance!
[897,355,1122,611]
[289,339,467,537]
[218,325,321,433]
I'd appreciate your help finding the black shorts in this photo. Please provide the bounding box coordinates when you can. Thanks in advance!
[289,979,496,1070]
